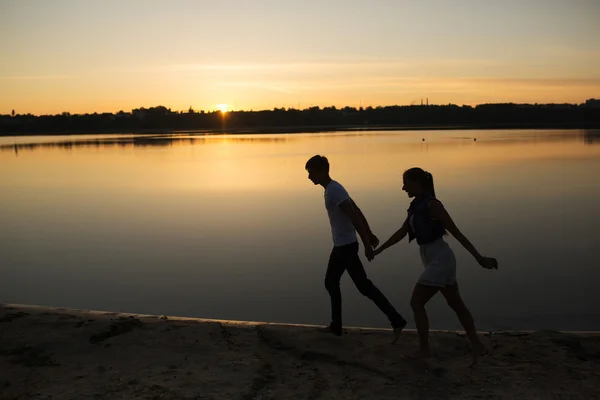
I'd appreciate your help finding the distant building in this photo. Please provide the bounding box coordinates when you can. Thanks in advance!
[584,98,600,108]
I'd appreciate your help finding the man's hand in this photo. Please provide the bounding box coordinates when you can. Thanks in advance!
[365,246,375,262]
[369,233,379,249]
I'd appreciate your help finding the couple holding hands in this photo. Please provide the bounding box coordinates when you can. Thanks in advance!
[305,155,498,366]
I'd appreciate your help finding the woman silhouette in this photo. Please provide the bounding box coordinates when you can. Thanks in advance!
[374,167,498,366]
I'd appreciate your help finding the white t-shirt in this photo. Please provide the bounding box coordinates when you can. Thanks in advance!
[324,180,357,247]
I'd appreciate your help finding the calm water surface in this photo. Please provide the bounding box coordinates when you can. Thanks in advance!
[1,129,599,331]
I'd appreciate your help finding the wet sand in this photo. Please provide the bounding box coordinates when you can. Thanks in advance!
[1,304,599,399]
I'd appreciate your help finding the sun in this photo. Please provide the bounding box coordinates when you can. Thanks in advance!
[215,104,229,113]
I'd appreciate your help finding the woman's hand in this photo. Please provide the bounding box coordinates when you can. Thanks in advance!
[372,247,384,258]
[478,256,498,270]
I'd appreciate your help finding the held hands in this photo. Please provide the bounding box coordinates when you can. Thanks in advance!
[477,256,498,270]
[372,246,384,257]
[369,232,380,248]
[365,232,379,262]
[365,247,375,262]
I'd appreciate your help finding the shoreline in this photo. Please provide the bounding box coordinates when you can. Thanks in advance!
[2,303,600,399]
[5,303,600,336]
[1,121,599,137]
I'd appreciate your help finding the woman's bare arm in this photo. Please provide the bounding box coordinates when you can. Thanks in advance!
[428,200,486,264]
[374,218,409,255]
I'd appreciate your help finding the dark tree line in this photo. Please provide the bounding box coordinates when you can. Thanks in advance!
[2,100,599,135]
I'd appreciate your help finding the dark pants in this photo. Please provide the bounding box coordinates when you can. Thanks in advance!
[325,241,406,328]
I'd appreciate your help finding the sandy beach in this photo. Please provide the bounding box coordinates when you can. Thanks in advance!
[1,304,599,400]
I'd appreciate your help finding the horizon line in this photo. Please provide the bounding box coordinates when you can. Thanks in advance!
[4,98,598,117]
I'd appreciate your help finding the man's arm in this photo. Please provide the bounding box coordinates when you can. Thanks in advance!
[350,198,379,247]
[339,199,374,260]
[350,198,372,233]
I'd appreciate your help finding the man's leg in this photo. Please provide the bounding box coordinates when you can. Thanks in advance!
[323,246,346,335]
[344,242,407,329]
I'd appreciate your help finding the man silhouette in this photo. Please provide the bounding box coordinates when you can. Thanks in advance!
[305,155,406,339]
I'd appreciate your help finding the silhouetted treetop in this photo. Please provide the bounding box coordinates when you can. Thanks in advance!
[1,100,599,135]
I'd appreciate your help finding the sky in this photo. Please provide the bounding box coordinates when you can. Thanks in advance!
[1,0,599,115]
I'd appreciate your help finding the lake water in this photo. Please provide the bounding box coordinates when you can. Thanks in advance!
[1,129,600,331]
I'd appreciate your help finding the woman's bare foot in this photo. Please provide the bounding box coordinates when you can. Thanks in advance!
[317,324,342,337]
[404,348,432,360]
[469,341,487,367]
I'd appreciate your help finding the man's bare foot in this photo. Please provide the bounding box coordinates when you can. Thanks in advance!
[469,341,487,367]
[391,320,407,344]
[404,348,432,360]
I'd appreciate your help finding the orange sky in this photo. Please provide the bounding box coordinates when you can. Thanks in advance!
[1,0,599,115]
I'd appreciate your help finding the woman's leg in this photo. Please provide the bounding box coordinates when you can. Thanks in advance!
[407,283,440,358]
[440,283,485,365]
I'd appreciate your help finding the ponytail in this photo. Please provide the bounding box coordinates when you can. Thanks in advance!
[424,171,436,198]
